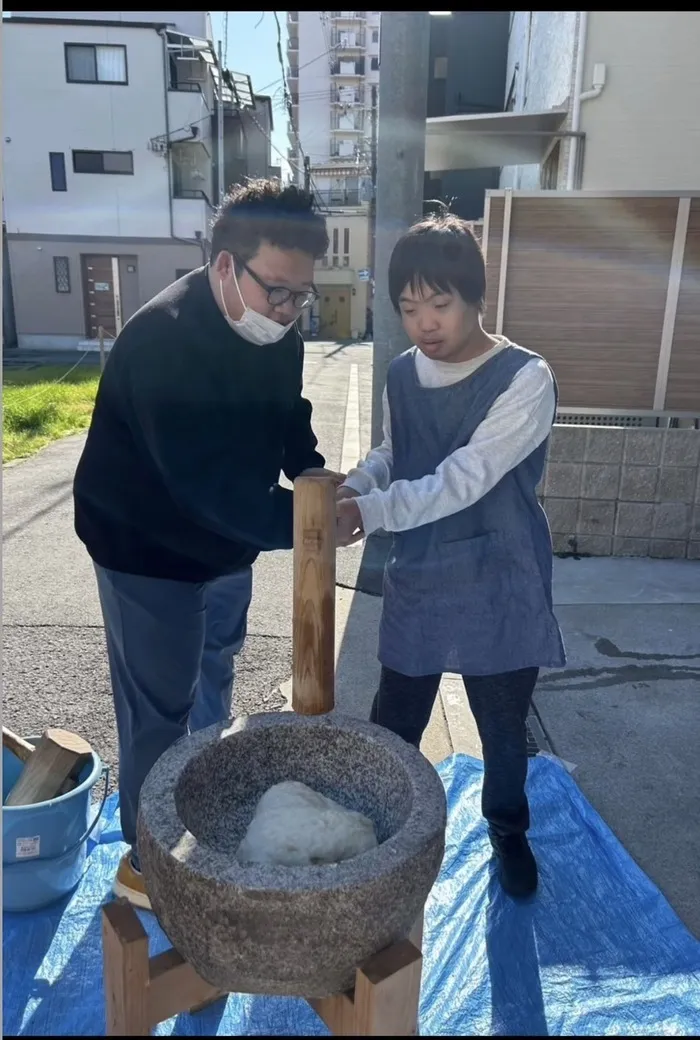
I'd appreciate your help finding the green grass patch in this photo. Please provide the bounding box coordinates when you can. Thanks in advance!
[3,365,100,463]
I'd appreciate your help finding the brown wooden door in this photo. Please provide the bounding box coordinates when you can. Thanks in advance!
[81,255,117,339]
[319,286,351,339]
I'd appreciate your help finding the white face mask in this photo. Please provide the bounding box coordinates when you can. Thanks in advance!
[219,263,295,346]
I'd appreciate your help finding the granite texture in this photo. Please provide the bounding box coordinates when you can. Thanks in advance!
[137,712,447,998]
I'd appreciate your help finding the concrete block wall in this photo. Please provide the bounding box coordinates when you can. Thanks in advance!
[540,426,700,560]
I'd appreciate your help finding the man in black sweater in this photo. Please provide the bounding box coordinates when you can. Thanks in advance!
[73,179,339,908]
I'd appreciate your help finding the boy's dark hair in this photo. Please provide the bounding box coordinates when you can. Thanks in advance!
[388,213,486,313]
[210,178,329,264]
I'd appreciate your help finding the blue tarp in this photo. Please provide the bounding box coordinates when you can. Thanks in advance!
[4,753,700,1036]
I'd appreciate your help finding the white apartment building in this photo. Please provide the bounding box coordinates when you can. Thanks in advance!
[2,11,239,350]
[287,10,380,339]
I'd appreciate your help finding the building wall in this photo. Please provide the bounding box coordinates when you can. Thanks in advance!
[7,235,203,347]
[500,11,577,190]
[17,12,209,37]
[580,12,700,190]
[500,11,700,192]
[297,12,331,166]
[310,210,370,337]
[2,21,173,239]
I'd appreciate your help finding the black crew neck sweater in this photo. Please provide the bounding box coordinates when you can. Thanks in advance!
[73,266,325,582]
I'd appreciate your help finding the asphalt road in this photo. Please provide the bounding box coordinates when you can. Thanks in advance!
[2,342,373,790]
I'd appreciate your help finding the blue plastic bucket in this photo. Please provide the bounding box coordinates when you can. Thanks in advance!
[3,737,109,912]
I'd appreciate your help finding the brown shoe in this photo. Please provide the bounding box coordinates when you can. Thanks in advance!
[113,852,152,910]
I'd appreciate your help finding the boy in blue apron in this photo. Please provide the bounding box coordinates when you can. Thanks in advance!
[337,214,565,898]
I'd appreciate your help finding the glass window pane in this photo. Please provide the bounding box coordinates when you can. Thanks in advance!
[102,151,133,174]
[73,151,103,173]
[343,228,350,254]
[49,152,67,191]
[96,46,127,83]
[66,45,96,82]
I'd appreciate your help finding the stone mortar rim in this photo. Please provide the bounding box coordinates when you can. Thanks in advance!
[138,711,447,894]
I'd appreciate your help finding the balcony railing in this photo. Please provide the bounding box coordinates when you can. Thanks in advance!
[314,188,363,206]
[331,30,366,48]
[331,59,365,76]
[331,86,365,104]
[331,114,365,131]
[287,35,298,51]
[288,66,299,79]
[330,11,367,20]
[173,187,213,208]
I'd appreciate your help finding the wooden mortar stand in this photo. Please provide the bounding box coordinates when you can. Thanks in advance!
[102,475,424,1035]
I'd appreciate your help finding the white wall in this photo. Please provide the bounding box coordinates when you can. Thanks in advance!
[500,11,577,189]
[16,12,209,37]
[298,11,332,166]
[2,20,173,238]
[581,11,700,190]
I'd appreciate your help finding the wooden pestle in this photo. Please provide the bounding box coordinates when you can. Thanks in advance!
[292,474,337,715]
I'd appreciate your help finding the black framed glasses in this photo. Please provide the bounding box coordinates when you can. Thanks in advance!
[236,255,319,311]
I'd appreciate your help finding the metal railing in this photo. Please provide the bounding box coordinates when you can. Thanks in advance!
[331,86,365,104]
[313,188,363,206]
[330,11,367,20]
[331,31,366,47]
[331,116,365,131]
[330,60,365,76]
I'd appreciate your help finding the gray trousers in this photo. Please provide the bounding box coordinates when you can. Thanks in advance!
[95,564,252,852]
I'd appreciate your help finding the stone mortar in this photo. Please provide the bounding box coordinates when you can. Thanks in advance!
[137,711,447,998]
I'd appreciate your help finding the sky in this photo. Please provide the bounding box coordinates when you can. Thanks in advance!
[209,10,290,180]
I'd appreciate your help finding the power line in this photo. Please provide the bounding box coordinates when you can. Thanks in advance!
[271,11,328,209]
[256,40,342,95]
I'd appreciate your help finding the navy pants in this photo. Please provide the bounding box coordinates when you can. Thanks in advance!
[95,564,252,851]
[370,666,539,838]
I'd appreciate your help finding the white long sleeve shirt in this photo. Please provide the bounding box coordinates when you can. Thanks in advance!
[342,338,556,536]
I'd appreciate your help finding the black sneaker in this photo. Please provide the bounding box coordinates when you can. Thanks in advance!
[490,833,538,898]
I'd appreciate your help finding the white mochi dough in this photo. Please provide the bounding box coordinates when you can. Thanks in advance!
[236,781,378,867]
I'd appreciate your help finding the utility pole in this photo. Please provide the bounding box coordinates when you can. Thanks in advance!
[371,12,431,445]
[368,83,378,317]
[304,155,311,194]
[217,39,225,205]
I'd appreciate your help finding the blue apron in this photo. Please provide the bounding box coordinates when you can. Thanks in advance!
[378,345,566,678]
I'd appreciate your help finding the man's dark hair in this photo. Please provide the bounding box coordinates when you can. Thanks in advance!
[388,213,486,313]
[210,177,329,264]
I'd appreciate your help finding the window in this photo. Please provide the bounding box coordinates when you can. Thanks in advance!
[49,152,67,192]
[65,44,127,84]
[332,228,339,254]
[371,56,379,71]
[54,257,71,293]
[73,150,134,175]
[434,56,448,80]
[343,228,350,254]
[371,29,379,43]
